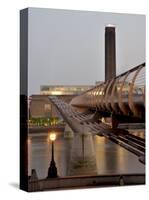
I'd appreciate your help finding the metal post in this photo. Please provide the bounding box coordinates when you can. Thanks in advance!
[51,141,54,161]
[81,134,85,160]
[47,140,58,178]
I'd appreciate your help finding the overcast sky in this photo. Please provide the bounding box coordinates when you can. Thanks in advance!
[28,8,145,95]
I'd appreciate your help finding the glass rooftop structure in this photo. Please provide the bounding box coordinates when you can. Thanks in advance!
[40,85,94,95]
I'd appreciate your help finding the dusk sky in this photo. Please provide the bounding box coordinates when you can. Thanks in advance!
[28,8,145,95]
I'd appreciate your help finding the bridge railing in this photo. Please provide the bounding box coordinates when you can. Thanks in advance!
[71,63,145,118]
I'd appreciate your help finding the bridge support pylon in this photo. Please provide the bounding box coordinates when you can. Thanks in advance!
[64,124,74,139]
[111,113,119,129]
[68,131,97,176]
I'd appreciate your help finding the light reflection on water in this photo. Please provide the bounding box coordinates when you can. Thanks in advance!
[128,130,145,139]
[28,131,145,179]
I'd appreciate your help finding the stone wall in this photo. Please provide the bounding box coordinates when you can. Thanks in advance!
[28,173,145,192]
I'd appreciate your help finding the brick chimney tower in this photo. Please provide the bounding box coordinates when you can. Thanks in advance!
[105,25,116,81]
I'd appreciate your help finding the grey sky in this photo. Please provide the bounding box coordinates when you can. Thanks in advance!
[28,8,145,95]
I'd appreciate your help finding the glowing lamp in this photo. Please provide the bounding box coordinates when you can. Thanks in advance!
[49,133,56,141]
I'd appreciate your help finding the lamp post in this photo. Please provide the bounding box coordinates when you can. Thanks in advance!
[47,133,58,178]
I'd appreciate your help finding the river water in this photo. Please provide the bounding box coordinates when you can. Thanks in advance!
[28,130,145,179]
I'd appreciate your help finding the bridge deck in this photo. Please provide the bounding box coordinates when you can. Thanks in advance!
[49,96,145,164]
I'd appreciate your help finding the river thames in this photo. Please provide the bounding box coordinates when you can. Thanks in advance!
[28,130,145,179]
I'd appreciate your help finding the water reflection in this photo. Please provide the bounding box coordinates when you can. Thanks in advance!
[28,131,145,179]
[128,130,145,139]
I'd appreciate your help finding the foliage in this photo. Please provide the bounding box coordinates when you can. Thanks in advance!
[28,117,63,126]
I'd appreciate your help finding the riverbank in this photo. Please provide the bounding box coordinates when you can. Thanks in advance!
[29,125,65,133]
[28,172,145,192]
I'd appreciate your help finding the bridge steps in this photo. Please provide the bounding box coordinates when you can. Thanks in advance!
[117,136,145,153]
[123,134,145,146]
[108,135,145,163]
[126,133,145,143]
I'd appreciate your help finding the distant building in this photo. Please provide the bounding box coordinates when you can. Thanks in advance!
[29,85,93,119]
[29,95,52,119]
[95,81,103,85]
[40,85,93,95]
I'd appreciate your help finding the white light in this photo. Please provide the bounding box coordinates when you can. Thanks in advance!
[51,91,63,95]
[99,91,103,95]
[49,133,56,141]
[106,24,115,27]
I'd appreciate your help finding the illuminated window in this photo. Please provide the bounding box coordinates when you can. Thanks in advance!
[44,104,51,111]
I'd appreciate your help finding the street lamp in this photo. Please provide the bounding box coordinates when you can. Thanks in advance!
[47,132,58,178]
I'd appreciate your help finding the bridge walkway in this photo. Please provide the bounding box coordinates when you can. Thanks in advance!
[49,96,145,164]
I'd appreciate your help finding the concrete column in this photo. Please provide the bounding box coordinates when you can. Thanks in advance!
[111,113,119,129]
[105,25,116,81]
[68,131,97,176]
[64,124,74,138]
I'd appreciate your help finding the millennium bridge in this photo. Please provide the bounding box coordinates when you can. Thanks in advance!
[49,62,145,164]
[71,63,145,120]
